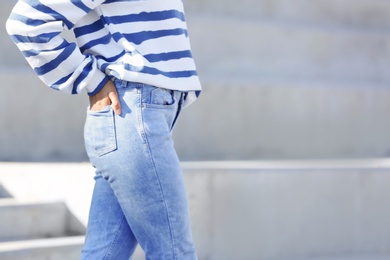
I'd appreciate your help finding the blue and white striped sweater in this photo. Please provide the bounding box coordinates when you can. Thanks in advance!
[6,0,201,107]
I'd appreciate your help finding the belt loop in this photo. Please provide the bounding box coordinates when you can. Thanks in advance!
[121,80,127,88]
[180,91,186,106]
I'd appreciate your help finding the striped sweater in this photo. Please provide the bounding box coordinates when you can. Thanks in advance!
[6,0,201,107]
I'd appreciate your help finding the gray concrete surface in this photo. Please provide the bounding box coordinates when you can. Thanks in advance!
[0,236,85,260]
[184,0,390,30]
[188,16,390,84]
[174,82,390,160]
[0,185,11,198]
[1,160,390,259]
[0,69,88,161]
[0,200,85,242]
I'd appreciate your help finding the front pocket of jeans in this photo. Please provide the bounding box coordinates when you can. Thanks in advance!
[144,87,175,109]
[84,106,117,157]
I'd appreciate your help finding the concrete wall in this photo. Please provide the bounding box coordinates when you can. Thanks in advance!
[1,0,390,161]
[183,160,390,259]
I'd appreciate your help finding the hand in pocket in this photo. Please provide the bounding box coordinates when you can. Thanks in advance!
[89,80,122,115]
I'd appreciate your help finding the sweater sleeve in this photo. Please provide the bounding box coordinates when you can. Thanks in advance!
[5,0,109,96]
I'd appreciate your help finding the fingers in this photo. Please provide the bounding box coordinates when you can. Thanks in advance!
[89,80,121,115]
[89,95,110,111]
[102,80,122,115]
[109,89,121,115]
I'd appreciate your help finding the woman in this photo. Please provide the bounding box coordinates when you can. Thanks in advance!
[6,0,201,259]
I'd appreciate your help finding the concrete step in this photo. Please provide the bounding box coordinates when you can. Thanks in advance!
[0,184,12,198]
[0,200,85,242]
[187,16,390,84]
[0,236,85,260]
[297,256,390,260]
[0,236,145,260]
[185,0,390,30]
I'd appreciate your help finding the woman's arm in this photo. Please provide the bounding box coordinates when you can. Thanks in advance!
[5,0,109,96]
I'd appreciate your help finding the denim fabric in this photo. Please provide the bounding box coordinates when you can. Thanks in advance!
[81,80,197,260]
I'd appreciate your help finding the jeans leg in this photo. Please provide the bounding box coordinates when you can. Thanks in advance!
[84,81,197,260]
[81,174,137,260]
[138,86,196,259]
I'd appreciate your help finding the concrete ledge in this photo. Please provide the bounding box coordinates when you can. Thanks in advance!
[0,200,85,242]
[0,236,84,260]
[0,236,85,252]
[0,235,146,260]
[0,185,12,198]
[181,160,390,259]
[181,158,390,170]
[296,256,390,260]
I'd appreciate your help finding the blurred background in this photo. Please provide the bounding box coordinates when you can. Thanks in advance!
[1,0,390,259]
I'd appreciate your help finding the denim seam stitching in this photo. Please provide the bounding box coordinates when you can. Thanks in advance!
[138,89,177,260]
[143,133,177,260]
[103,215,127,260]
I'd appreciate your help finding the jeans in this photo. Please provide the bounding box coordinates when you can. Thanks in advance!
[81,80,197,260]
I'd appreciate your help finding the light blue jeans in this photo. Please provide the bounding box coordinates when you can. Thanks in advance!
[81,80,197,260]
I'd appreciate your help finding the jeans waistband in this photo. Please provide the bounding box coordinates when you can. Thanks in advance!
[113,79,152,89]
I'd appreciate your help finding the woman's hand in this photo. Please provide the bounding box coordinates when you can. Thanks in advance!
[89,80,121,115]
